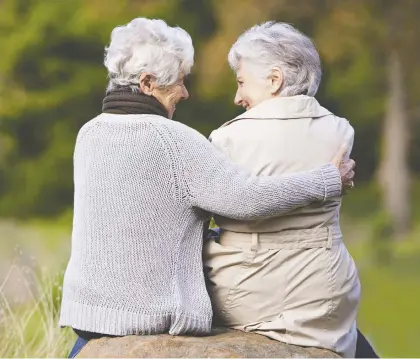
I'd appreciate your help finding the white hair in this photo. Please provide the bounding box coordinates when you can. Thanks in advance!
[104,18,194,92]
[228,22,321,97]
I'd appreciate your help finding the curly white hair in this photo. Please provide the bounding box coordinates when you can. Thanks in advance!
[104,18,194,92]
[228,22,322,97]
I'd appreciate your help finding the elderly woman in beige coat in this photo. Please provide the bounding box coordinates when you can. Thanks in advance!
[204,22,370,358]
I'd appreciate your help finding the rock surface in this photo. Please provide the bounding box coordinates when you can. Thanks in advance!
[78,327,340,358]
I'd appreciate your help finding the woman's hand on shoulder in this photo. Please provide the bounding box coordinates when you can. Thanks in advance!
[331,142,355,193]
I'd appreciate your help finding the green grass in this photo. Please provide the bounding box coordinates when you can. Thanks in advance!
[345,237,420,357]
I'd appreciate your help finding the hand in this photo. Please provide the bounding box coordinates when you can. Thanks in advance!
[331,142,356,193]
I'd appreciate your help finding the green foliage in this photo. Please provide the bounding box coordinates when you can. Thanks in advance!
[0,0,223,217]
[0,0,419,217]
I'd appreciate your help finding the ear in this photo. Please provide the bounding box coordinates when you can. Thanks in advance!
[270,67,283,95]
[139,73,155,95]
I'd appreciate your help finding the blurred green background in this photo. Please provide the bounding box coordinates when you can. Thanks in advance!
[0,0,419,357]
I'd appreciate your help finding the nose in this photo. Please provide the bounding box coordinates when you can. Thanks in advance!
[181,85,189,100]
[234,90,242,106]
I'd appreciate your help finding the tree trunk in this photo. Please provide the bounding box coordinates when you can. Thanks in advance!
[378,50,411,238]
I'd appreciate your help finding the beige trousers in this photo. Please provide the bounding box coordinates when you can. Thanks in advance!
[204,225,361,358]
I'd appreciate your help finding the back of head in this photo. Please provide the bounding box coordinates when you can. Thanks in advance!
[228,22,321,97]
[104,18,194,93]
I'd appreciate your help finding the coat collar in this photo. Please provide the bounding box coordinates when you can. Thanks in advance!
[221,95,332,128]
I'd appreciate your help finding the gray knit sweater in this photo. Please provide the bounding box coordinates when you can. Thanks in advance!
[59,113,342,336]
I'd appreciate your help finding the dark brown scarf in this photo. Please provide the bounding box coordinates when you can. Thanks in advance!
[102,87,169,118]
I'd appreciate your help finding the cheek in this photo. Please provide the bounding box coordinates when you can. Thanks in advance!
[251,84,271,104]
[238,87,250,102]
[243,87,260,105]
[170,88,182,102]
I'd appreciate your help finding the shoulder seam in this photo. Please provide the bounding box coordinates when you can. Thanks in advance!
[148,122,187,205]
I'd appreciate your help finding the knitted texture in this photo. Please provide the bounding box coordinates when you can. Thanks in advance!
[59,113,342,336]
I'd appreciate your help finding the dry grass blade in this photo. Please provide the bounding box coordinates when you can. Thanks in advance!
[0,265,74,358]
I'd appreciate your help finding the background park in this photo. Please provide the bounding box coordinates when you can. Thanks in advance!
[0,0,419,357]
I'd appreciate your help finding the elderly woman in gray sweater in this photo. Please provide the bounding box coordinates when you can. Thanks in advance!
[59,18,354,357]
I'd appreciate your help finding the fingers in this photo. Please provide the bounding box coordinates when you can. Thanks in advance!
[344,170,355,182]
[331,137,356,194]
[332,132,354,166]
[331,142,349,166]
[342,180,354,195]
[340,161,356,194]
[341,165,355,181]
[341,161,356,178]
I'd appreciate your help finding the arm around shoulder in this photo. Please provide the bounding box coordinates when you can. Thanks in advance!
[164,122,342,220]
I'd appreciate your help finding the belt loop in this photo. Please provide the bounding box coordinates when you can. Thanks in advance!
[251,233,259,252]
[326,227,333,249]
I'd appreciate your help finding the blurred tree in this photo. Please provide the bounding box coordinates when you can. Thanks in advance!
[194,0,385,180]
[315,0,420,238]
[0,0,419,221]
[0,0,216,217]
[191,0,420,238]
[376,0,420,238]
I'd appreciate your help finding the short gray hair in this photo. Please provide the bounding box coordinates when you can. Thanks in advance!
[104,18,194,92]
[228,22,321,97]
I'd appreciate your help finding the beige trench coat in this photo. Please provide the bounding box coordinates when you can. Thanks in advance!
[204,96,361,358]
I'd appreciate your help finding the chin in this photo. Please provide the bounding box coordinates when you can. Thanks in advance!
[242,103,251,110]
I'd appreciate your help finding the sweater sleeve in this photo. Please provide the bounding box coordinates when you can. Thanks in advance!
[166,122,342,220]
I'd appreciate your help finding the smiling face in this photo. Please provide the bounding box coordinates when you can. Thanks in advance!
[234,60,283,110]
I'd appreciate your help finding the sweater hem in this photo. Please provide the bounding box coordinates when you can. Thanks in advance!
[59,300,212,336]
